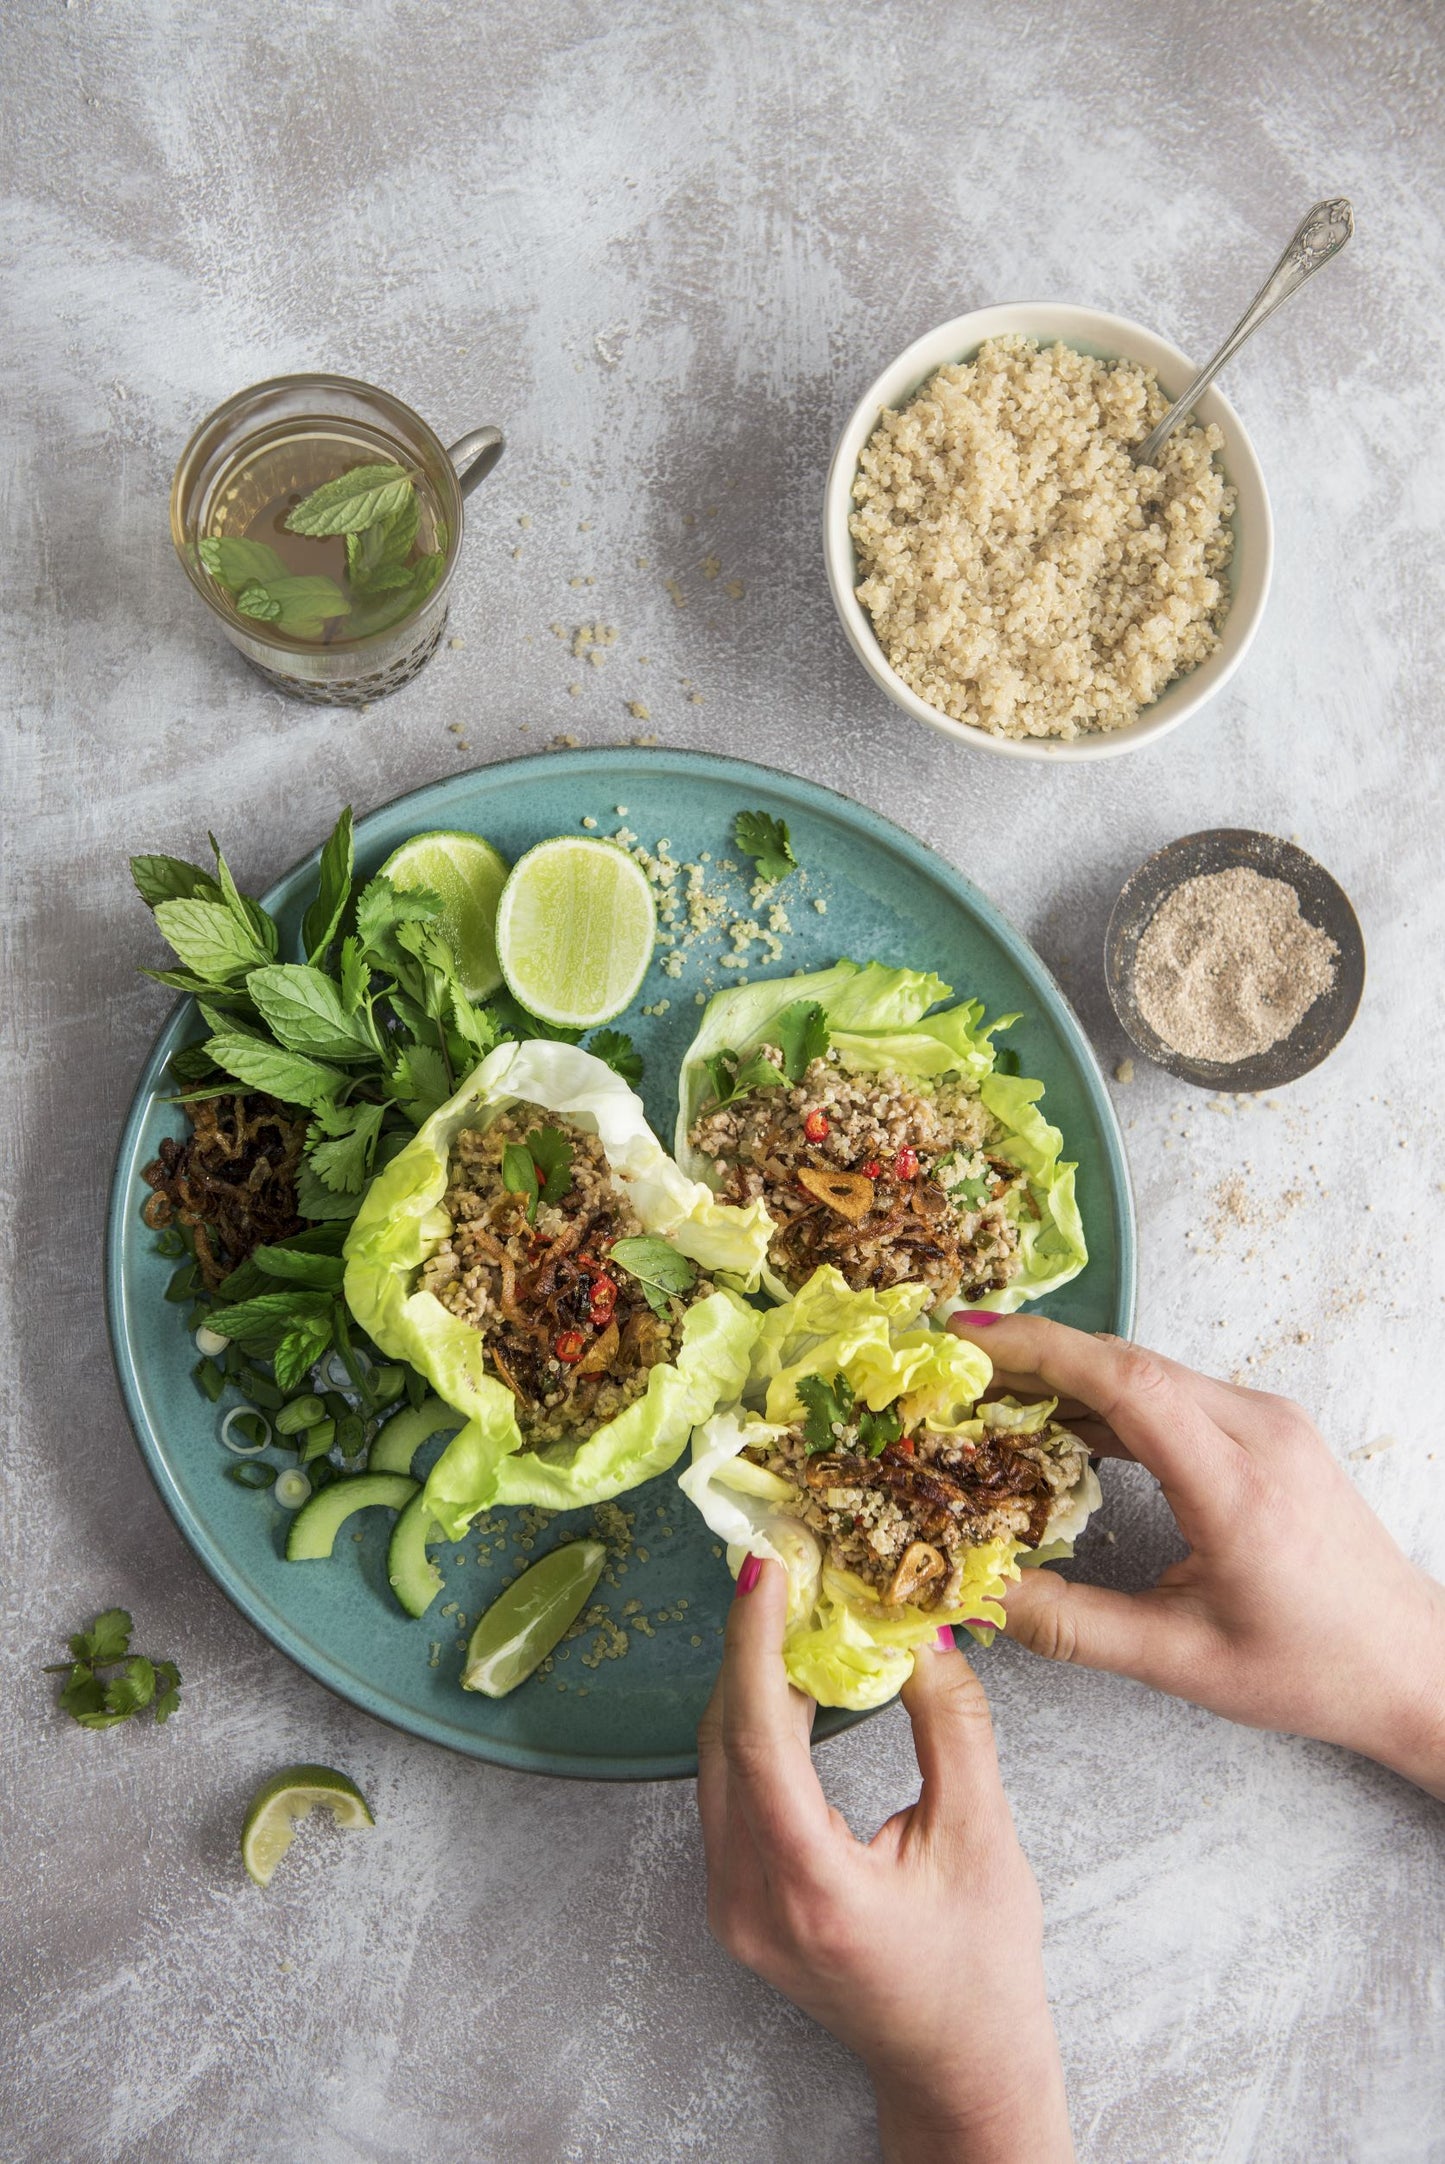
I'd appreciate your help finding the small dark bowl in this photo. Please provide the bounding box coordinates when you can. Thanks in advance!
[1105,829,1365,1091]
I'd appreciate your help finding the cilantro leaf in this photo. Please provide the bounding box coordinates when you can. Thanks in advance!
[501,1141,540,1223]
[701,1046,786,1113]
[587,1028,644,1085]
[950,1172,993,1210]
[386,1044,451,1123]
[284,462,414,538]
[152,1660,183,1724]
[47,1614,181,1732]
[858,1402,903,1457]
[797,1369,855,1453]
[338,935,371,1015]
[734,810,798,885]
[769,999,830,1084]
[302,806,355,967]
[305,1101,388,1194]
[354,874,444,959]
[609,1235,697,1316]
[528,1126,574,1204]
[70,1608,133,1664]
[481,988,582,1046]
[295,1160,365,1222]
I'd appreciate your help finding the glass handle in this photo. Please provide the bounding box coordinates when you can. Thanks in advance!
[447,425,505,498]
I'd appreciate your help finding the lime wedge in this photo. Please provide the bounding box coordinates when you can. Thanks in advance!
[240,1763,375,1888]
[493,837,656,1029]
[462,1539,607,1697]
[380,829,510,1000]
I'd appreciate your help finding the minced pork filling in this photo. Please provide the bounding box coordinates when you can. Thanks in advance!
[746,1414,1089,1608]
[418,1105,709,1448]
[689,1049,1029,1302]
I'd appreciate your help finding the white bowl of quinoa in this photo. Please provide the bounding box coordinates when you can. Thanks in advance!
[823,303,1273,761]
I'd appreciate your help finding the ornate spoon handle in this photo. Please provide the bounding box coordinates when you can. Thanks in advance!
[1133,197,1354,467]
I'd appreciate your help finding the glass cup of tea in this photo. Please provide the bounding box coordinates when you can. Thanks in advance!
[170,373,503,705]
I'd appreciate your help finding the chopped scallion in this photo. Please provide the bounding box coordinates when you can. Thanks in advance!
[193,1357,226,1403]
[274,1394,326,1435]
[226,1460,273,1489]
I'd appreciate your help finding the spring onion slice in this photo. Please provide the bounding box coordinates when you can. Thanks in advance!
[195,1323,231,1357]
[220,1406,271,1455]
[273,1468,312,1510]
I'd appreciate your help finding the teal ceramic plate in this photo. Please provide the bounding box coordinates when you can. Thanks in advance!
[106,749,1135,1780]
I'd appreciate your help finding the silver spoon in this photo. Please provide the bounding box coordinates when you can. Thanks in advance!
[1133,198,1354,467]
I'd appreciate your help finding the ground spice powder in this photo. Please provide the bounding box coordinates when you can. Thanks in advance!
[1134,866,1338,1063]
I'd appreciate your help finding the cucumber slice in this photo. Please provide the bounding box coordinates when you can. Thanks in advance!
[387,1490,446,1618]
[285,1472,418,1562]
[367,1396,462,1476]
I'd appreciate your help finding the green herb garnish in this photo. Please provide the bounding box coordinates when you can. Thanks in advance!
[858,1402,904,1457]
[609,1235,698,1316]
[797,1369,855,1453]
[44,1610,182,1730]
[587,1028,644,1084]
[769,998,830,1084]
[502,1125,574,1225]
[734,810,798,886]
[702,1046,787,1113]
[285,463,415,537]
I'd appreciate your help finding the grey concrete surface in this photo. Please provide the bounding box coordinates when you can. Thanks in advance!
[3,3,1443,2160]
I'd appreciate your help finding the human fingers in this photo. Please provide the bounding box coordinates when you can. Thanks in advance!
[1003,1566,1211,1694]
[721,1558,833,1857]
[949,1313,1242,1519]
[975,1337,1272,1446]
[897,1630,1014,1837]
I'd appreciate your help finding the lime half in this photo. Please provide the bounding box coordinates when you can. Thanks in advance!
[381,829,510,1001]
[240,1763,375,1888]
[494,837,656,1029]
[462,1539,607,1697]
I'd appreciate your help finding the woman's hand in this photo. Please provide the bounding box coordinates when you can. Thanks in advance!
[950,1311,1445,1799]
[697,1559,1075,2164]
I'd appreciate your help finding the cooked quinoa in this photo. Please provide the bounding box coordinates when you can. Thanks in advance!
[689,1048,1027,1302]
[850,335,1236,742]
[747,1412,1089,1607]
[418,1105,708,1448]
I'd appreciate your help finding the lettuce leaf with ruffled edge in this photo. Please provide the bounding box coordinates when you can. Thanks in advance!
[674,959,1086,1314]
[343,1041,768,1533]
[677,1267,1100,1709]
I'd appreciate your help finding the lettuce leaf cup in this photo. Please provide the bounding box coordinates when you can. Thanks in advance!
[675,959,1087,1317]
[677,1268,1101,1709]
[344,1041,772,1531]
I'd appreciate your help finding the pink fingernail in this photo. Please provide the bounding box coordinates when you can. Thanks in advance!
[952,1308,1002,1328]
[736,1554,763,1597]
[934,1625,955,1651]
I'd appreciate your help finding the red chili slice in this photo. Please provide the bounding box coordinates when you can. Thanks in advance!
[862,1159,882,1179]
[588,1276,617,1326]
[554,1330,587,1365]
[893,1144,919,1180]
[896,1435,916,1456]
[803,1109,830,1141]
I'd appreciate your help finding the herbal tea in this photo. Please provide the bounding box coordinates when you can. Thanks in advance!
[199,423,451,645]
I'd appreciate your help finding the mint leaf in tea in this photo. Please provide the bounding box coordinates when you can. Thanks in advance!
[198,436,449,647]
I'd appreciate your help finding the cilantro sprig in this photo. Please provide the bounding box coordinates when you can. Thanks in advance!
[734,810,798,886]
[701,999,831,1112]
[45,1610,181,1730]
[501,1125,574,1225]
[609,1236,697,1316]
[797,1370,903,1457]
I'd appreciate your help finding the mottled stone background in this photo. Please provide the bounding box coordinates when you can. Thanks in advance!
[3,3,1443,2159]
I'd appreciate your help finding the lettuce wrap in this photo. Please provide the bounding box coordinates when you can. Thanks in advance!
[677,1268,1101,1709]
[343,1041,771,1530]
[675,959,1087,1315]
